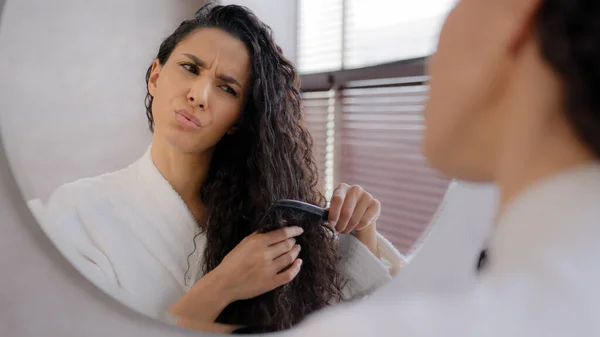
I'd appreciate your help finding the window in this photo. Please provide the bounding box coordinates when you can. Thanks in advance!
[297,0,343,74]
[297,0,455,72]
[344,0,451,68]
[301,90,336,197]
[298,1,454,254]
[339,77,450,253]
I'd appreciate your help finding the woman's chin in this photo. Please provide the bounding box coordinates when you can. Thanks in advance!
[154,128,204,154]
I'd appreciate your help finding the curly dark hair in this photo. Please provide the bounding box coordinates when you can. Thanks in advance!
[144,3,346,332]
[537,0,600,157]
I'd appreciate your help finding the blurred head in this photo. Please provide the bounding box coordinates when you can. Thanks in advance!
[146,3,345,331]
[423,0,600,181]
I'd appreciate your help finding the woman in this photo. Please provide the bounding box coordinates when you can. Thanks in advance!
[29,3,403,334]
[291,0,600,336]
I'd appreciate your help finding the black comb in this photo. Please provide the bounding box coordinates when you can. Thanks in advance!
[272,199,329,220]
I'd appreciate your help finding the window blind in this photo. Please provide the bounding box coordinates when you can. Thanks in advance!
[338,77,451,254]
[302,91,335,196]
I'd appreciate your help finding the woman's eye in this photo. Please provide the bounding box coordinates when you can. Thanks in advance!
[221,85,237,97]
[181,64,198,74]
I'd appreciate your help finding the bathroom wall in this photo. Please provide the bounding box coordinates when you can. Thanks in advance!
[0,0,297,200]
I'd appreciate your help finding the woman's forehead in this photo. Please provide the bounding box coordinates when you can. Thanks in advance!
[172,28,251,82]
[176,29,249,62]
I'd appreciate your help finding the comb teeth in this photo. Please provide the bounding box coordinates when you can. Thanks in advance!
[272,199,328,220]
[322,209,330,221]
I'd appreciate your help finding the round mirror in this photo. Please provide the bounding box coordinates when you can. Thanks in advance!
[0,0,458,334]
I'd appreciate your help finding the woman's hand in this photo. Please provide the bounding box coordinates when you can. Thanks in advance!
[169,226,304,323]
[328,183,380,234]
[215,226,304,301]
[328,183,381,256]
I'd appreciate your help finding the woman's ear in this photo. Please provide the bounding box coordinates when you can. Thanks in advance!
[504,0,543,54]
[148,59,162,97]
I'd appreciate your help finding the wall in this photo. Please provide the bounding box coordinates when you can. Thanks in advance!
[0,0,297,201]
[220,0,298,64]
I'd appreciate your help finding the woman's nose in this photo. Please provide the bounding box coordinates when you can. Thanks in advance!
[187,80,209,109]
[187,95,204,109]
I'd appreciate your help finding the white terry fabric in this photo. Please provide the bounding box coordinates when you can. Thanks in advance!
[290,162,600,337]
[338,231,405,299]
[28,145,404,322]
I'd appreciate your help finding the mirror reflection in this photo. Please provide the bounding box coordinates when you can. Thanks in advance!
[0,0,453,334]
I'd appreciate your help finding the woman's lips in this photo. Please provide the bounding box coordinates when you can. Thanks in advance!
[174,109,201,130]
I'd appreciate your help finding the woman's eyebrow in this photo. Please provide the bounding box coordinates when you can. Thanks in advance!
[183,53,243,88]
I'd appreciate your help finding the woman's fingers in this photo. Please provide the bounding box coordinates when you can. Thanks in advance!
[345,191,373,233]
[335,185,363,233]
[268,237,297,259]
[263,226,304,245]
[357,199,380,231]
[327,183,381,233]
[328,184,348,230]
[272,243,301,272]
[272,258,303,288]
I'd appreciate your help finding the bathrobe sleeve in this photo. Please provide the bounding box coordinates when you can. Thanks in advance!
[26,183,173,323]
[337,232,406,300]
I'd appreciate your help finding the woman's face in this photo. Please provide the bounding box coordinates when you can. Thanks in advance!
[422,0,540,181]
[148,28,251,153]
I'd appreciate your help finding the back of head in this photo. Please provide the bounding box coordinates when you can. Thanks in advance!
[537,0,600,157]
[421,0,600,183]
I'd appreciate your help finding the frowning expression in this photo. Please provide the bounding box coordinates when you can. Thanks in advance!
[148,28,252,153]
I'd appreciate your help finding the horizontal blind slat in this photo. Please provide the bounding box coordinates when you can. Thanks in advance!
[340,78,449,253]
[302,90,332,192]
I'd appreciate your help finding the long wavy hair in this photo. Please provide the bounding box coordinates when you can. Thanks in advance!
[144,3,346,332]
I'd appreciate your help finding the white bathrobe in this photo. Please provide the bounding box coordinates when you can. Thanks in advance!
[27,146,404,323]
[290,163,600,337]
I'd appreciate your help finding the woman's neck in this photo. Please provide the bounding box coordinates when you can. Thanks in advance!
[150,135,213,221]
[495,111,595,213]
[493,49,597,213]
